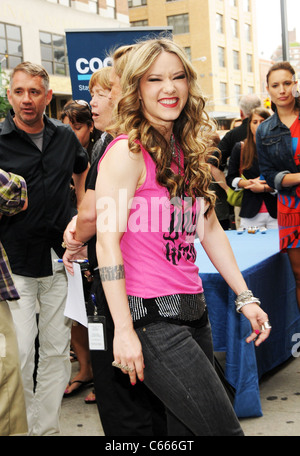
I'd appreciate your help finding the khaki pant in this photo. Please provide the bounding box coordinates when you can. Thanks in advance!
[9,250,71,435]
[0,300,28,436]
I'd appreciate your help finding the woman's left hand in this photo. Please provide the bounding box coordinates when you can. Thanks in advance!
[241,303,271,346]
[244,177,266,193]
[63,216,84,252]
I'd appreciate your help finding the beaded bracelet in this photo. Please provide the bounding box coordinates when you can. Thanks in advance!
[235,290,261,314]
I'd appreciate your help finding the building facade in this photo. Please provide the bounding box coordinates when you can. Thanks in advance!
[271,29,300,79]
[0,0,129,117]
[129,0,260,127]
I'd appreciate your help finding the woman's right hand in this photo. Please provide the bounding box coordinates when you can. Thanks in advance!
[113,325,145,385]
[62,246,87,275]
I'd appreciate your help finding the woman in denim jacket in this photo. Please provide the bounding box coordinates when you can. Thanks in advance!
[256,61,300,310]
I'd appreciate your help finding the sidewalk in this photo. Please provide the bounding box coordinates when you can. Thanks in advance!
[240,355,300,436]
[59,355,300,436]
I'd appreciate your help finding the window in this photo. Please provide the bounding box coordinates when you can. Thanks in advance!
[245,23,251,42]
[131,20,149,27]
[183,47,191,60]
[220,82,227,104]
[247,53,253,72]
[233,50,240,70]
[47,0,71,5]
[243,0,250,12]
[167,14,189,34]
[106,0,116,17]
[89,0,99,14]
[230,0,237,6]
[218,46,225,67]
[0,22,23,69]
[231,19,238,38]
[234,84,241,104]
[40,31,69,76]
[128,0,147,7]
[216,13,224,34]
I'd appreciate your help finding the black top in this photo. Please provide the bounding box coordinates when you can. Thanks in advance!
[226,142,277,219]
[216,118,249,169]
[0,110,88,277]
[86,133,113,271]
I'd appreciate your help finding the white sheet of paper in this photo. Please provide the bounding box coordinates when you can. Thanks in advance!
[64,262,88,327]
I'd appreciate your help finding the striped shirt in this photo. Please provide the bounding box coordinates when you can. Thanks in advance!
[0,169,27,300]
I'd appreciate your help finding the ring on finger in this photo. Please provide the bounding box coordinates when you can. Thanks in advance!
[112,361,134,373]
[261,320,272,331]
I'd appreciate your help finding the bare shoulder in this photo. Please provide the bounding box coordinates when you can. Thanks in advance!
[102,139,143,169]
[98,138,145,188]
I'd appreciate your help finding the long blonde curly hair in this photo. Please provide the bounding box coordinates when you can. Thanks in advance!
[109,38,216,210]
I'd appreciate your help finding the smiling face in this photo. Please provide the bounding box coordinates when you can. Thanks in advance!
[7,70,52,133]
[267,69,298,110]
[138,51,189,137]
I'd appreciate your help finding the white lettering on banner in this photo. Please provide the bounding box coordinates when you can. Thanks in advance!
[89,57,103,72]
[76,57,113,74]
[76,58,89,74]
[291,333,300,357]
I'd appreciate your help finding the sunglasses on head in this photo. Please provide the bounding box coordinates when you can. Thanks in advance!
[74,99,91,110]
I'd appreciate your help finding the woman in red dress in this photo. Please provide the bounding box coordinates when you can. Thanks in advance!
[257,61,300,309]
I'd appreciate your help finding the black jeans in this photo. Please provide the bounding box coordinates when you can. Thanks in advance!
[136,313,244,436]
[87,275,167,436]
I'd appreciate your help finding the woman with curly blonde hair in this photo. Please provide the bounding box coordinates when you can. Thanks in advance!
[95,37,271,436]
[109,38,215,206]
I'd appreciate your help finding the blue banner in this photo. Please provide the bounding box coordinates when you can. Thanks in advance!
[65,27,172,102]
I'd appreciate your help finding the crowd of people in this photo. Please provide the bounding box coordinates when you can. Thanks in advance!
[226,106,277,230]
[2,34,300,437]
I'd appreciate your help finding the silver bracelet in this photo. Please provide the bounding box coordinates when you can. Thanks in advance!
[235,290,253,302]
[235,290,261,314]
[236,298,261,313]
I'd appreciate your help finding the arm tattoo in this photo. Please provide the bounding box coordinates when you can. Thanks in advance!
[99,264,125,282]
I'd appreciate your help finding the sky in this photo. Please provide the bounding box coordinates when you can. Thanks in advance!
[256,0,300,59]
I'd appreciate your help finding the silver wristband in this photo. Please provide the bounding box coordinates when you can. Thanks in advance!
[235,290,261,314]
[235,298,261,313]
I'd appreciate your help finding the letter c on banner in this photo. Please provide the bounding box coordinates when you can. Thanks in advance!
[76,58,89,74]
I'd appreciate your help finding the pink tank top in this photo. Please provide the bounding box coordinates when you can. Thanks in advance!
[98,135,204,298]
